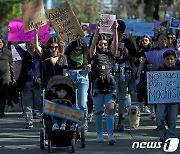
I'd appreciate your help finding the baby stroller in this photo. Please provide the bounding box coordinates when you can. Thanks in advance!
[40,75,85,153]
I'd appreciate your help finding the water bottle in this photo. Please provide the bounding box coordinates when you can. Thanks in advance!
[125,87,131,107]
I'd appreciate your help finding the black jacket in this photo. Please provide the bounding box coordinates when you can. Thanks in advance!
[17,51,42,91]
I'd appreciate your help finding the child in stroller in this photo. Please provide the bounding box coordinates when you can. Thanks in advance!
[51,84,72,131]
[41,75,85,153]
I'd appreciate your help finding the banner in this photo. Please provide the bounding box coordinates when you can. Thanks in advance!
[8,19,50,42]
[22,0,46,32]
[147,71,180,104]
[170,17,180,30]
[45,1,85,44]
[132,22,154,36]
[43,99,84,124]
[99,14,116,34]
[120,19,143,34]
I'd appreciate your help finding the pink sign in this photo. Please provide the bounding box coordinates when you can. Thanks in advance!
[8,19,50,42]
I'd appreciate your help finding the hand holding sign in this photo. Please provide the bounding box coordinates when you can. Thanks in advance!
[99,14,116,34]
[45,1,84,45]
[22,0,46,32]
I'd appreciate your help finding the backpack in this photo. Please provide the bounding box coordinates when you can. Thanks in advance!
[91,52,114,93]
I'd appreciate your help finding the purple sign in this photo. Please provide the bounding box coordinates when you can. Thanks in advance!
[8,18,50,42]
[145,48,177,70]
[89,24,96,34]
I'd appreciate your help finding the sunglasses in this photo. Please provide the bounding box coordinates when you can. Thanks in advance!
[50,46,59,50]
[167,36,173,39]
[142,39,149,42]
[74,48,82,53]
[99,43,108,46]
[160,38,167,41]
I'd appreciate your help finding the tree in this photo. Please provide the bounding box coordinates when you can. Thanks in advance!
[0,0,33,34]
[61,0,99,23]
[137,0,174,21]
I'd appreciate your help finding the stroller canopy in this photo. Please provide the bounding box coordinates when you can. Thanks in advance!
[46,75,76,92]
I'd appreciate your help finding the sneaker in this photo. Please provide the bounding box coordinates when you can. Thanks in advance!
[142,106,151,113]
[150,113,156,120]
[160,134,166,143]
[52,123,59,131]
[25,123,33,129]
[88,113,93,121]
[96,134,103,143]
[7,106,13,112]
[108,134,115,145]
[60,123,66,130]
[84,120,88,132]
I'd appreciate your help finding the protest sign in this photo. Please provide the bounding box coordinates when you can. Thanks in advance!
[153,19,161,32]
[45,1,85,44]
[170,17,180,30]
[132,22,154,36]
[145,48,177,71]
[147,71,180,104]
[99,14,116,34]
[120,19,143,34]
[89,24,96,34]
[22,0,46,32]
[81,23,91,36]
[8,19,50,42]
[116,42,125,59]
[11,44,22,61]
[43,99,84,124]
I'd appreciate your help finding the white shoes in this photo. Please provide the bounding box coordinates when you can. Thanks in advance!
[96,134,103,143]
[52,123,59,131]
[150,113,156,120]
[140,106,151,113]
[7,106,13,112]
[108,134,115,145]
[60,123,66,130]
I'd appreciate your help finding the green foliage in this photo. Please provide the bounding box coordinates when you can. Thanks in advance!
[0,0,34,34]
[64,0,99,23]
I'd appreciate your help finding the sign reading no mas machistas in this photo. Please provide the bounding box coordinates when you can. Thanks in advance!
[147,71,180,104]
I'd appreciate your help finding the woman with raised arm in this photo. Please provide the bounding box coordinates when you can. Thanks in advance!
[89,20,118,145]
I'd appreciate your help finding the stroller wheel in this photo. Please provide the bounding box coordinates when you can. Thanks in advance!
[81,126,85,148]
[71,137,75,153]
[40,128,45,149]
[48,138,53,153]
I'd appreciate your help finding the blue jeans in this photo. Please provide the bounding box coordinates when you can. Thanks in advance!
[68,70,89,119]
[93,93,116,135]
[156,103,178,138]
[21,82,42,125]
[115,72,129,114]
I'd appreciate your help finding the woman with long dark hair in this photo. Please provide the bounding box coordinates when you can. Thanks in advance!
[0,37,13,117]
[65,38,90,131]
[89,20,118,144]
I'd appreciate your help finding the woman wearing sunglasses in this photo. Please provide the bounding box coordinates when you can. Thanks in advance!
[89,20,118,145]
[135,34,152,114]
[36,34,68,87]
[65,38,90,132]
